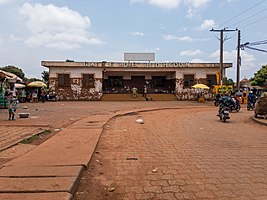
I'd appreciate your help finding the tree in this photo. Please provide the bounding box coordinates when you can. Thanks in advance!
[250,65,267,86]
[0,65,25,79]
[24,77,42,84]
[225,78,234,86]
[42,71,49,83]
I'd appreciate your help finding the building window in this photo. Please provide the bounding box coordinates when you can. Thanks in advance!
[184,75,194,87]
[108,76,123,87]
[206,75,217,87]
[83,74,95,88]
[152,76,166,87]
[58,74,70,87]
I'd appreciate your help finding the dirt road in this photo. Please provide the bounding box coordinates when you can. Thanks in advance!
[74,107,267,200]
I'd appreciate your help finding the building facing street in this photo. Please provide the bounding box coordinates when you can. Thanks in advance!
[42,60,232,101]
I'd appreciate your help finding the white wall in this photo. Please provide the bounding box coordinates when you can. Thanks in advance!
[50,67,102,78]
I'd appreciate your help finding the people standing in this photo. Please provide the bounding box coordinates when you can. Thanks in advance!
[32,90,38,102]
[41,87,46,103]
[21,89,26,103]
[5,84,18,120]
[131,87,138,98]
[143,85,148,98]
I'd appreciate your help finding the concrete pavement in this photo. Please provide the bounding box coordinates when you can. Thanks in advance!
[0,112,116,199]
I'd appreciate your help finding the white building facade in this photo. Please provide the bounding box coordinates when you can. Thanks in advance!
[41,61,232,101]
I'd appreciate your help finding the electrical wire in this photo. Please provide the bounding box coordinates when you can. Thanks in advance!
[228,8,267,28]
[218,0,267,28]
[240,15,267,29]
[248,40,267,46]
[241,39,267,53]
[245,46,267,53]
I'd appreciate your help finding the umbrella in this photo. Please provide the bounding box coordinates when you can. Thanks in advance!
[27,81,47,88]
[15,83,26,89]
[192,84,210,89]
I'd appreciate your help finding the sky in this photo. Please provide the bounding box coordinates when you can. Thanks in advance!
[0,0,266,80]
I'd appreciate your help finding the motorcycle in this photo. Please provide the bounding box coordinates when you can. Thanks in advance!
[230,98,241,112]
[214,95,221,107]
[247,101,255,111]
[218,106,230,123]
[214,98,220,106]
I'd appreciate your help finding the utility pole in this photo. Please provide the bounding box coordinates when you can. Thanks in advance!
[236,30,241,91]
[210,28,237,88]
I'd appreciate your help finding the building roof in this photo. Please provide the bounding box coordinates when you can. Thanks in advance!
[41,61,232,69]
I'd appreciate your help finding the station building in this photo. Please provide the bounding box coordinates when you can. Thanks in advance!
[41,60,232,101]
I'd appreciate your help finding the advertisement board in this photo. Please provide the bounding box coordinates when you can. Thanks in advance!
[124,53,155,61]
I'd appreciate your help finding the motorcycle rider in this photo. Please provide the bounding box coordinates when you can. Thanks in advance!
[217,93,233,116]
[230,92,240,110]
[247,91,257,108]
[214,93,221,106]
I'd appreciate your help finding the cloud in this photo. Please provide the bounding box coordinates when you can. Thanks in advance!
[180,49,203,56]
[179,36,194,42]
[163,34,179,40]
[190,58,211,63]
[198,19,215,30]
[210,50,236,62]
[0,0,13,5]
[226,0,239,2]
[186,7,195,18]
[163,34,193,42]
[163,34,208,42]
[131,0,210,9]
[19,3,103,49]
[184,0,210,8]
[148,0,182,9]
[210,50,257,80]
[9,35,24,43]
[131,32,144,36]
[130,0,181,9]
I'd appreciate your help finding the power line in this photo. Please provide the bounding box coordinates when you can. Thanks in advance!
[240,15,267,29]
[248,40,267,46]
[228,8,267,28]
[218,0,267,28]
[241,39,267,53]
[244,46,267,53]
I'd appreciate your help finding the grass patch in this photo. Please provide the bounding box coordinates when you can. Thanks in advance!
[20,129,52,144]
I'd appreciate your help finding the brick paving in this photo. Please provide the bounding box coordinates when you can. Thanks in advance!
[75,107,267,200]
[0,101,266,199]
[0,101,207,152]
[0,126,42,151]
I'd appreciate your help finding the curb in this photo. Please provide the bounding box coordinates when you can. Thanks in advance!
[251,116,267,126]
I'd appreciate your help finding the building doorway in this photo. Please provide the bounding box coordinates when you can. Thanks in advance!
[131,76,145,92]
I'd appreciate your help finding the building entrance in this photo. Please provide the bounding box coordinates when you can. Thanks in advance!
[131,76,145,92]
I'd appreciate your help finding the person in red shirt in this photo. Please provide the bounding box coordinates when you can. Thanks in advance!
[41,88,46,103]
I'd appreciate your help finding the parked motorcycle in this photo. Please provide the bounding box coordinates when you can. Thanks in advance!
[218,106,230,123]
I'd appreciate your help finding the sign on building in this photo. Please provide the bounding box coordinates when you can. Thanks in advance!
[124,53,155,62]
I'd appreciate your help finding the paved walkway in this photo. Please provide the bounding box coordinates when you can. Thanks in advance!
[0,101,266,199]
[0,101,210,199]
[0,114,112,199]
